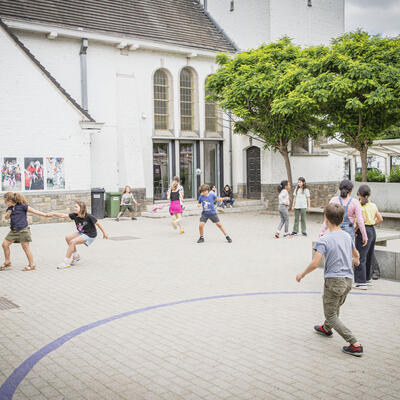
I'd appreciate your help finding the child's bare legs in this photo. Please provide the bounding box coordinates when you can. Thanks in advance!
[21,242,34,268]
[215,222,227,236]
[2,240,12,265]
[199,222,206,236]
[175,213,183,231]
[65,232,80,258]
[66,236,86,258]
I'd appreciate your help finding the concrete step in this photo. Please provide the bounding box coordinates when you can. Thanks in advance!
[142,204,265,218]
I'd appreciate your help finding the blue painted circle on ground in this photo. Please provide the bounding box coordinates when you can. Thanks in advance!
[1,290,399,399]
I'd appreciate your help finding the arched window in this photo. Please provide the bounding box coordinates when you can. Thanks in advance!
[205,82,218,133]
[154,69,169,130]
[180,68,194,131]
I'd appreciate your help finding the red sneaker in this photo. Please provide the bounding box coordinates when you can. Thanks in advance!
[342,344,363,357]
[314,325,333,338]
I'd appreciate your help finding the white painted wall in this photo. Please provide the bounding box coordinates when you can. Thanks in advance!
[13,28,230,198]
[204,0,270,50]
[0,26,91,192]
[205,0,344,49]
[270,0,344,46]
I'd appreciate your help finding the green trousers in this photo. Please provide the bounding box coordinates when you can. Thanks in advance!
[293,208,307,233]
[323,277,357,344]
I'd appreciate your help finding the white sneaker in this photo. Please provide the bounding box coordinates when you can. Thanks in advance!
[366,280,373,286]
[71,254,80,266]
[57,261,71,270]
[353,284,367,290]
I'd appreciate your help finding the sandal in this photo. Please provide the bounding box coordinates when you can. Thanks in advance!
[0,263,12,270]
[22,265,36,271]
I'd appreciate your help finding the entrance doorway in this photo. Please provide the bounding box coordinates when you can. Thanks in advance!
[204,141,220,191]
[179,143,195,198]
[153,143,169,200]
[246,146,261,199]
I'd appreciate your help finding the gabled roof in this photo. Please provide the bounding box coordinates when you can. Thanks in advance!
[0,0,238,53]
[0,19,95,122]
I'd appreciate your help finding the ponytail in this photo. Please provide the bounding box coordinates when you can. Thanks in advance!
[339,179,353,198]
[358,184,371,206]
[278,180,288,193]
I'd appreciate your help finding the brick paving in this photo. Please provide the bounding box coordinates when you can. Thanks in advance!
[0,213,399,400]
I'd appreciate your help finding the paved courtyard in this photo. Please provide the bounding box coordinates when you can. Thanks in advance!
[0,212,399,400]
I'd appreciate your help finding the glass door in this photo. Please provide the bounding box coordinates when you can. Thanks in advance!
[153,142,169,200]
[179,143,194,198]
[204,141,219,191]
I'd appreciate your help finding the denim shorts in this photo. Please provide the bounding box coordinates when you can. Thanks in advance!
[79,233,96,247]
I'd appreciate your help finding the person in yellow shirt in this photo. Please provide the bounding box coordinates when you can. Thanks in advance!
[354,185,383,289]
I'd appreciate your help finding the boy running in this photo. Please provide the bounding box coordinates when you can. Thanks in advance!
[197,184,232,243]
[296,203,363,357]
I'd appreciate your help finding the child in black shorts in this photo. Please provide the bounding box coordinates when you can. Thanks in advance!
[197,184,232,243]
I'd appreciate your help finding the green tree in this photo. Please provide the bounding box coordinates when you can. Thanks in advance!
[296,31,400,181]
[206,38,322,185]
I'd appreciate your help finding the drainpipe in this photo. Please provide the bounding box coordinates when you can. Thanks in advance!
[204,0,208,10]
[229,111,233,186]
[80,38,89,111]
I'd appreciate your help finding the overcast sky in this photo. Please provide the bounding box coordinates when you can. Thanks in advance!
[345,0,400,37]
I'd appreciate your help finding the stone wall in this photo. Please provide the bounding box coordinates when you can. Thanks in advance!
[0,191,90,227]
[261,182,339,210]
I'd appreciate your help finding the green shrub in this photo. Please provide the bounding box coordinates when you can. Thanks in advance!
[355,168,386,182]
[389,166,400,182]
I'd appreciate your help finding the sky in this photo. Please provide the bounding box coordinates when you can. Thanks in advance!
[345,0,400,37]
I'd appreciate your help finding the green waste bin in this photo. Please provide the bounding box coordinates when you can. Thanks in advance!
[106,192,121,218]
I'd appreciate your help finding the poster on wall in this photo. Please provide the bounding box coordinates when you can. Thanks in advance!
[1,158,22,191]
[46,157,65,189]
[24,158,44,190]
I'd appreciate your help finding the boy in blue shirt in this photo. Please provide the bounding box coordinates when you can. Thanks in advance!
[296,203,363,357]
[197,184,232,243]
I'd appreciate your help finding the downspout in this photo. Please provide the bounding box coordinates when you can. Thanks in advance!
[229,111,233,186]
[80,38,89,111]
[204,0,208,10]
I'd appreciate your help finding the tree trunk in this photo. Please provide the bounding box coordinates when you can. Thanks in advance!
[360,147,368,182]
[280,147,293,186]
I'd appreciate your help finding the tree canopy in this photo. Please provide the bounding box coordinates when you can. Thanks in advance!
[295,31,400,181]
[206,37,324,185]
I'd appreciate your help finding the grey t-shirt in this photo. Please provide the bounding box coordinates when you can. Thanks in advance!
[313,231,354,279]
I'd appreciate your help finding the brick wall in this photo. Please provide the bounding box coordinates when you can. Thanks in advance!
[0,191,90,227]
[261,182,339,210]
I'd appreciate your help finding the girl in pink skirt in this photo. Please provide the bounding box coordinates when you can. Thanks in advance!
[167,180,184,234]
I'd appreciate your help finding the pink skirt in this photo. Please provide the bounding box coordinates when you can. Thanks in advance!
[169,200,182,215]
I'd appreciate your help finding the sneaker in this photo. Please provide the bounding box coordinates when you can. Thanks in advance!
[115,217,119,222]
[57,261,71,270]
[171,220,177,230]
[302,232,308,237]
[291,231,298,236]
[342,344,363,357]
[274,233,280,239]
[180,230,184,234]
[366,280,373,286]
[197,237,204,243]
[131,217,137,220]
[71,254,80,266]
[283,233,292,238]
[353,283,368,290]
[372,274,379,280]
[226,236,232,243]
[314,325,333,338]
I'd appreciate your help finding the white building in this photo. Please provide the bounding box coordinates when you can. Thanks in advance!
[0,0,346,212]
